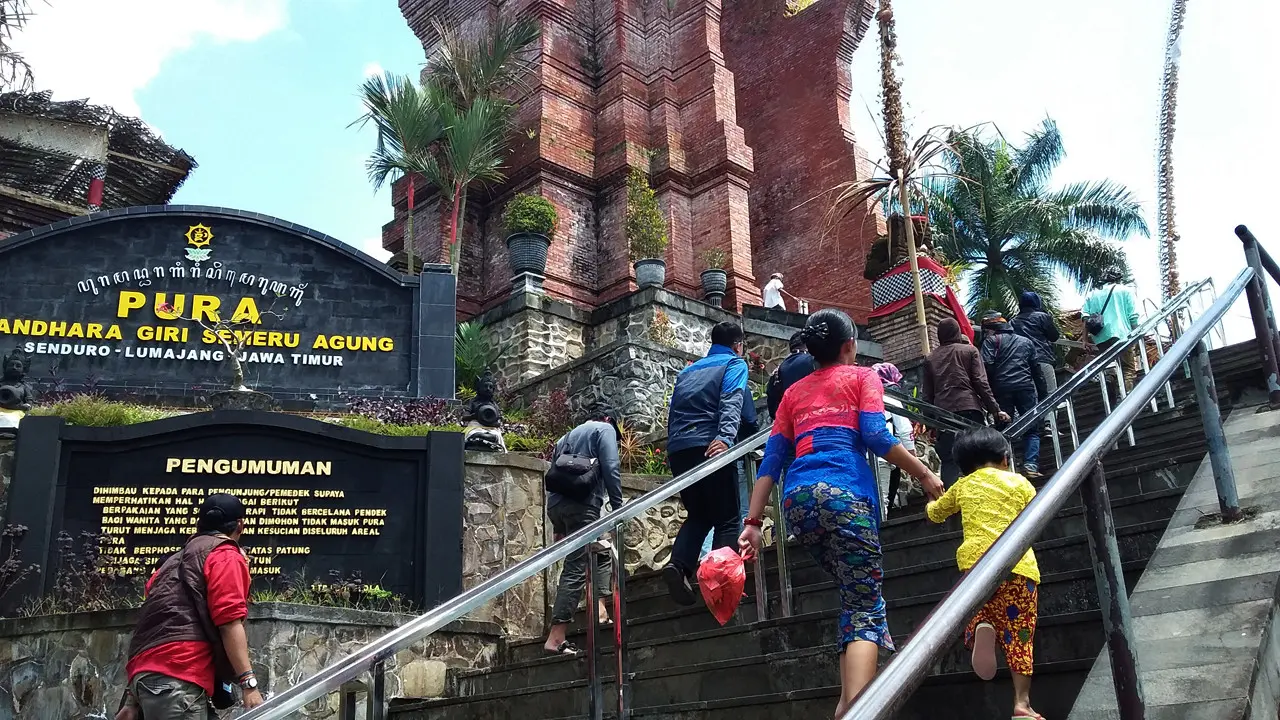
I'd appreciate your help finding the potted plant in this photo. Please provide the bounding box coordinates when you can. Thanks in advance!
[625,168,669,288]
[502,193,558,291]
[699,248,728,307]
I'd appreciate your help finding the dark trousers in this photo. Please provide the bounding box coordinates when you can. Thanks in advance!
[996,387,1041,471]
[548,499,612,624]
[938,409,987,487]
[669,446,741,576]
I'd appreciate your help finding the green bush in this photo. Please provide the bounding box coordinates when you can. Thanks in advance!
[31,395,172,426]
[502,193,559,236]
[334,415,465,436]
[455,321,495,390]
[626,168,669,261]
[701,248,727,270]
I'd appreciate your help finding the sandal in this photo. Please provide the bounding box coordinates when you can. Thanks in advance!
[545,641,581,656]
[971,622,997,681]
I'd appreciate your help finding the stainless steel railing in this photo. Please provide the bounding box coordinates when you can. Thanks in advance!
[246,251,1260,720]
[843,265,1259,720]
[241,428,773,720]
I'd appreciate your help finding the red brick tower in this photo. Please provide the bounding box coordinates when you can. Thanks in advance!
[389,0,880,321]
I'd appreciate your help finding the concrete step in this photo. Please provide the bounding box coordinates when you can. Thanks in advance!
[397,658,1096,719]
[507,560,1148,666]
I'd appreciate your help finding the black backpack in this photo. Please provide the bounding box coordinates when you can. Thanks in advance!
[544,444,599,502]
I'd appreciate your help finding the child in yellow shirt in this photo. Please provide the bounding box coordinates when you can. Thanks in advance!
[927,426,1043,720]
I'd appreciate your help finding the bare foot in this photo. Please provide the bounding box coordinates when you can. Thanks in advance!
[1012,707,1043,720]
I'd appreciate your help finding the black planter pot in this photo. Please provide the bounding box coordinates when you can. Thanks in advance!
[700,268,728,307]
[506,232,551,277]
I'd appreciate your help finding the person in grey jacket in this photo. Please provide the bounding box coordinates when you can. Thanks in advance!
[543,408,624,655]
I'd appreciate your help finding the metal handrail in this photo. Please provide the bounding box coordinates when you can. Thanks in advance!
[1003,278,1209,439]
[241,428,773,720]
[843,266,1256,719]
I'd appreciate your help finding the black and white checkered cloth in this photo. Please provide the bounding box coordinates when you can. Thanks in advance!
[871,267,947,308]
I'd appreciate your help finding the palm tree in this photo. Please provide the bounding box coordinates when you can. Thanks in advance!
[1157,0,1190,300]
[424,15,539,274]
[930,119,1149,315]
[418,96,507,274]
[1,0,35,92]
[354,73,448,274]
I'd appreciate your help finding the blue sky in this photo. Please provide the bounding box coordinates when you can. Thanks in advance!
[14,0,1278,341]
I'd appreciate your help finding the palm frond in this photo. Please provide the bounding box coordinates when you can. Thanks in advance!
[353,73,447,190]
[1040,180,1150,238]
[1011,117,1064,192]
[428,14,540,108]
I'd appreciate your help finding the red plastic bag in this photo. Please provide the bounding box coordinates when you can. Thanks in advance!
[697,547,747,625]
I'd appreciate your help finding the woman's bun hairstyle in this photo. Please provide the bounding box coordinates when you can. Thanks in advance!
[799,309,856,363]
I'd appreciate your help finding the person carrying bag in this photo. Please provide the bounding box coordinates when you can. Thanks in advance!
[541,407,624,656]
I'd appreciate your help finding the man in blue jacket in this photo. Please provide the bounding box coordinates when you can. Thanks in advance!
[664,321,751,605]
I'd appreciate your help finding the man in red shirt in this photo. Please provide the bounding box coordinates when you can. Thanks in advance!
[115,493,263,719]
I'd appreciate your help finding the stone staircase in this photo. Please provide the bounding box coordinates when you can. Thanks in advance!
[390,343,1263,720]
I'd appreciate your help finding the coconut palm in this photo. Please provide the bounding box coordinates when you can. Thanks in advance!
[354,73,448,273]
[930,119,1149,316]
[1,0,35,92]
[1157,0,1190,300]
[424,15,539,273]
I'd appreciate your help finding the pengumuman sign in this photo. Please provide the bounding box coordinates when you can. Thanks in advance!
[0,206,457,402]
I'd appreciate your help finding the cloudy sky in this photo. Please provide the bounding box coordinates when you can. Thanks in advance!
[848,0,1278,342]
[12,0,1278,341]
[11,0,421,261]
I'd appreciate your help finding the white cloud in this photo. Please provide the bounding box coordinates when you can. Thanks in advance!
[11,0,288,117]
[348,236,392,262]
[362,62,385,79]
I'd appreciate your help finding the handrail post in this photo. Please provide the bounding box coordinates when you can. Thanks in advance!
[1238,226,1280,408]
[746,453,772,622]
[1188,340,1241,521]
[773,478,793,618]
[368,660,386,720]
[1081,462,1146,719]
[610,522,631,720]
[585,543,603,720]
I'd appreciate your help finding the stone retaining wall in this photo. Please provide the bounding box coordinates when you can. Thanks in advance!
[0,604,500,720]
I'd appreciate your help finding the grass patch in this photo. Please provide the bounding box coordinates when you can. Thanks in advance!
[31,395,173,426]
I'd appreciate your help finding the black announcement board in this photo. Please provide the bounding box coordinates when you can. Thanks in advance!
[3,412,464,610]
[0,206,457,400]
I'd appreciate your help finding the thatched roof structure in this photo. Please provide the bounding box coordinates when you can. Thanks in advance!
[0,90,196,234]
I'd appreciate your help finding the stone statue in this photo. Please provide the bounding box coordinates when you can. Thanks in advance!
[464,370,506,452]
[0,347,34,433]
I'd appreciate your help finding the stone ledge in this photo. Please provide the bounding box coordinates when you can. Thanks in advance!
[465,450,548,473]
[473,290,590,328]
[505,336,702,397]
[0,603,503,639]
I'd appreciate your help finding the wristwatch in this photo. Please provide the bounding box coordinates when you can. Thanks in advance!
[238,675,258,690]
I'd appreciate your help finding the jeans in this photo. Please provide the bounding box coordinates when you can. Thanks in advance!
[548,498,612,624]
[996,387,1041,472]
[938,409,987,487]
[700,459,751,559]
[131,672,210,720]
[1034,362,1059,434]
[669,447,741,576]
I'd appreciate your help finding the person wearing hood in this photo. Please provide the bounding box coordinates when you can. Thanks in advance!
[923,317,1007,487]
[1010,291,1061,408]
[981,312,1042,477]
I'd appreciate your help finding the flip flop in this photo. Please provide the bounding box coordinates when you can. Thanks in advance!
[971,622,997,681]
[545,641,581,656]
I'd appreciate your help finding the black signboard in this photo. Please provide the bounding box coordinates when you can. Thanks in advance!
[0,206,457,400]
[4,412,464,610]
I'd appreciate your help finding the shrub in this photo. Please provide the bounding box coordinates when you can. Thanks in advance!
[502,193,559,237]
[345,396,462,427]
[701,248,727,270]
[31,395,172,426]
[625,168,668,261]
[19,531,144,616]
[528,388,572,439]
[335,415,466,436]
[455,321,495,391]
[252,569,411,613]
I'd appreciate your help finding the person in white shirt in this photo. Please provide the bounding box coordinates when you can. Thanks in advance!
[762,273,787,310]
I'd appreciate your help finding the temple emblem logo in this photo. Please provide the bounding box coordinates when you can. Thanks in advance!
[184,223,213,262]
